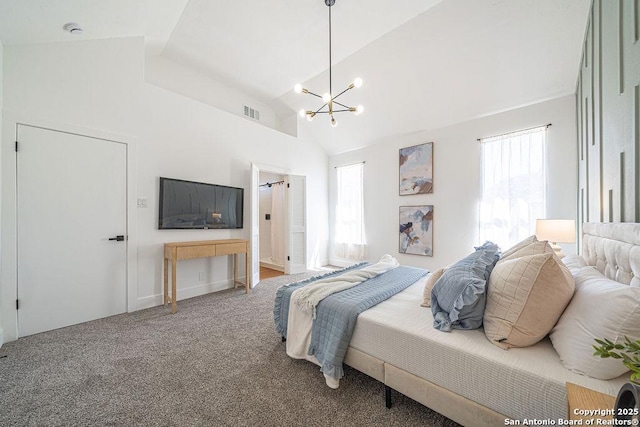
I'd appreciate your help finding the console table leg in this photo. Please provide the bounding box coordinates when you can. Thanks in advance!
[171,258,177,314]
[163,258,168,306]
[234,253,238,289]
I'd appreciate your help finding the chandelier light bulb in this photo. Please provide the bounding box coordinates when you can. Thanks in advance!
[307,114,314,122]
[294,84,303,94]
[299,109,306,118]
[322,93,332,103]
[330,116,338,127]
[353,77,363,88]
[355,105,364,115]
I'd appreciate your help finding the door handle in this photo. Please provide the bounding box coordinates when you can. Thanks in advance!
[108,235,125,241]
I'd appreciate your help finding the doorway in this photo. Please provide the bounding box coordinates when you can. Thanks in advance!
[250,164,307,285]
[259,172,286,274]
[16,124,128,337]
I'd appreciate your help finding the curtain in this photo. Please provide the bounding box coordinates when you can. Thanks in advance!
[335,163,365,260]
[271,182,285,265]
[479,126,547,249]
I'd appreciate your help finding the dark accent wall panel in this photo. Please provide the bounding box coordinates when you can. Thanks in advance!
[620,151,626,221]
[619,0,624,95]
[635,0,639,42]
[633,85,640,222]
[577,0,640,231]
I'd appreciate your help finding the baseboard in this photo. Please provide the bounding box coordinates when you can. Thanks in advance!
[259,260,285,272]
[134,278,242,311]
[328,259,360,268]
[316,258,329,268]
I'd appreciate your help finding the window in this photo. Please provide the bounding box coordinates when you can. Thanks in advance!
[335,162,365,260]
[479,126,547,249]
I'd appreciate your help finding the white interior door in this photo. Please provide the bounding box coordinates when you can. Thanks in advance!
[285,175,307,274]
[17,124,127,337]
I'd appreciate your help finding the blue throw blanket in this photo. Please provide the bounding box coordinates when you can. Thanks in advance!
[274,265,428,380]
[273,263,367,338]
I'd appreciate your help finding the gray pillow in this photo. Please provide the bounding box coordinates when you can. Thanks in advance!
[431,241,500,332]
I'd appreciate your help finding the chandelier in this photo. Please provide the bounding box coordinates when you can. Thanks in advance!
[294,0,364,127]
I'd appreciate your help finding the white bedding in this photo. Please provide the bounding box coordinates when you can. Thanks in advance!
[285,287,330,384]
[349,279,628,421]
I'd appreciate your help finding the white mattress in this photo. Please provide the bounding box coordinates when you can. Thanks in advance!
[349,280,628,421]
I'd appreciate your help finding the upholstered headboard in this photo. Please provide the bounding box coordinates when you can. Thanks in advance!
[582,222,640,287]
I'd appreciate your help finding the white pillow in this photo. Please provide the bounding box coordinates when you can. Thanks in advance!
[549,266,640,380]
[561,254,588,273]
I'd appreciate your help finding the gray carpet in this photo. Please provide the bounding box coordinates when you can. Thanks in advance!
[0,271,460,427]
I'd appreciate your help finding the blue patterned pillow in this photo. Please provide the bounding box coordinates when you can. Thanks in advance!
[431,241,500,332]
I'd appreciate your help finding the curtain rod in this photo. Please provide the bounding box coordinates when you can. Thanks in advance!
[259,180,284,187]
[334,161,366,169]
[477,123,552,142]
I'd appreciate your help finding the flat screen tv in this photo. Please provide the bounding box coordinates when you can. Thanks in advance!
[158,177,244,229]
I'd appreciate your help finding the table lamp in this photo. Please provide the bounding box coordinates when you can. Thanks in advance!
[535,219,576,258]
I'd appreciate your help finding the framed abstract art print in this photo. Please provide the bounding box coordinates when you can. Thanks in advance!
[399,205,433,256]
[399,142,433,195]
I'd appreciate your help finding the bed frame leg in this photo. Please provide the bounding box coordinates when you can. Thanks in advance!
[385,385,392,409]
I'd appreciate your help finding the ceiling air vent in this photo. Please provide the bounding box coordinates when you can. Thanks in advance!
[243,105,260,121]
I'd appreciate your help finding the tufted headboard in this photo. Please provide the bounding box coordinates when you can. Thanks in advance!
[582,222,640,287]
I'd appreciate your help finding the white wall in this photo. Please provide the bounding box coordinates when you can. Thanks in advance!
[329,95,577,270]
[258,172,285,263]
[1,37,329,342]
[145,55,292,137]
[0,39,4,348]
[259,187,273,261]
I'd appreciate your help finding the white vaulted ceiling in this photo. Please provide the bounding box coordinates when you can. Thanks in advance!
[0,0,591,154]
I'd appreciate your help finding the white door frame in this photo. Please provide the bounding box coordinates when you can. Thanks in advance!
[0,113,138,343]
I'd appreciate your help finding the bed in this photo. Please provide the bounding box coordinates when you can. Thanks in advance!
[275,222,640,426]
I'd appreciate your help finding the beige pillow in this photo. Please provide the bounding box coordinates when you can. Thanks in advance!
[483,248,575,349]
[421,268,446,307]
[501,239,555,261]
[500,235,538,259]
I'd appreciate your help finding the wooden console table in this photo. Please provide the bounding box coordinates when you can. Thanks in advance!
[163,239,250,313]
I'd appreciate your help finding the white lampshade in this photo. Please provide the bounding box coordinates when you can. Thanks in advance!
[535,219,576,243]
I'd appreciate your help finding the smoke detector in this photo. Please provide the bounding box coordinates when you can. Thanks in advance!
[63,23,84,35]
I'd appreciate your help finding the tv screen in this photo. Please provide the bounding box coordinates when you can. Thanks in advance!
[158,177,244,229]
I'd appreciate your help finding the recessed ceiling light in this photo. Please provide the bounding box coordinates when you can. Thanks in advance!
[63,23,84,35]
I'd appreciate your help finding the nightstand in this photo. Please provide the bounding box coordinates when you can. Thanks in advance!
[566,382,616,422]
